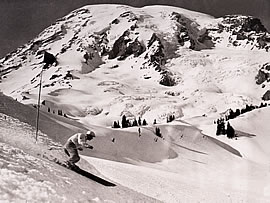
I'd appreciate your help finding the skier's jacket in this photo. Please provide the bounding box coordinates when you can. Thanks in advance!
[67,133,91,150]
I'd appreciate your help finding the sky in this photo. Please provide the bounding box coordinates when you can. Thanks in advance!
[0,0,269,58]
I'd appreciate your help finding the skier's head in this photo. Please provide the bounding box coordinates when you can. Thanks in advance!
[86,130,95,140]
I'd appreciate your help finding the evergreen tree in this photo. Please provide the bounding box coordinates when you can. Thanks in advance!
[226,122,235,139]
[228,109,235,119]
[246,104,251,112]
[216,118,226,135]
[133,119,138,126]
[58,110,63,116]
[155,127,162,138]
[142,119,147,126]
[138,117,142,126]
[113,121,120,128]
[260,102,267,108]
[167,114,175,123]
[216,119,221,135]
[122,115,128,128]
[235,109,240,117]
[220,120,226,135]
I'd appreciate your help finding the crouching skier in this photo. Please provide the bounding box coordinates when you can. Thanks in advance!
[63,130,95,168]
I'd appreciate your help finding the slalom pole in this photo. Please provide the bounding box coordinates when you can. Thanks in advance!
[35,64,45,142]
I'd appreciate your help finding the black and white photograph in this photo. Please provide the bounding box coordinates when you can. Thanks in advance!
[0,0,270,202]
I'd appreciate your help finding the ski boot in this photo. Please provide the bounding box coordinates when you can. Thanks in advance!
[64,161,78,170]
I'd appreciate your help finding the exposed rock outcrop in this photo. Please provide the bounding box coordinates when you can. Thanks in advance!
[262,90,270,101]
[146,33,165,71]
[81,46,103,74]
[125,38,145,58]
[241,17,267,33]
[108,31,131,59]
[159,72,176,87]
[255,63,270,85]
[171,12,214,51]
[212,15,270,51]
[36,51,57,68]
[108,31,145,60]
[88,31,110,56]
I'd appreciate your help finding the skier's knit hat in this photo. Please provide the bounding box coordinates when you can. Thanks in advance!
[86,130,95,139]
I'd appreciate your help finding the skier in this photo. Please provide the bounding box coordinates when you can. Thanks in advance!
[63,130,95,167]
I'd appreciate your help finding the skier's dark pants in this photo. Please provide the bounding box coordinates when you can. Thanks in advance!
[64,141,80,164]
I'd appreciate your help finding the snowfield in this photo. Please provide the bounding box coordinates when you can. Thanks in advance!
[84,109,270,202]
[0,4,270,202]
[0,113,159,202]
[1,101,270,202]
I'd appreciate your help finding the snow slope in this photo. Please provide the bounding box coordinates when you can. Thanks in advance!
[0,112,160,202]
[0,4,270,202]
[83,112,270,202]
[1,93,269,202]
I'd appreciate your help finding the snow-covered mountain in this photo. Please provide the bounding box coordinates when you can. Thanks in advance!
[1,4,270,202]
[0,4,270,125]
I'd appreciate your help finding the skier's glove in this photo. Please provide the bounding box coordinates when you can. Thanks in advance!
[78,147,83,151]
[86,145,93,149]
